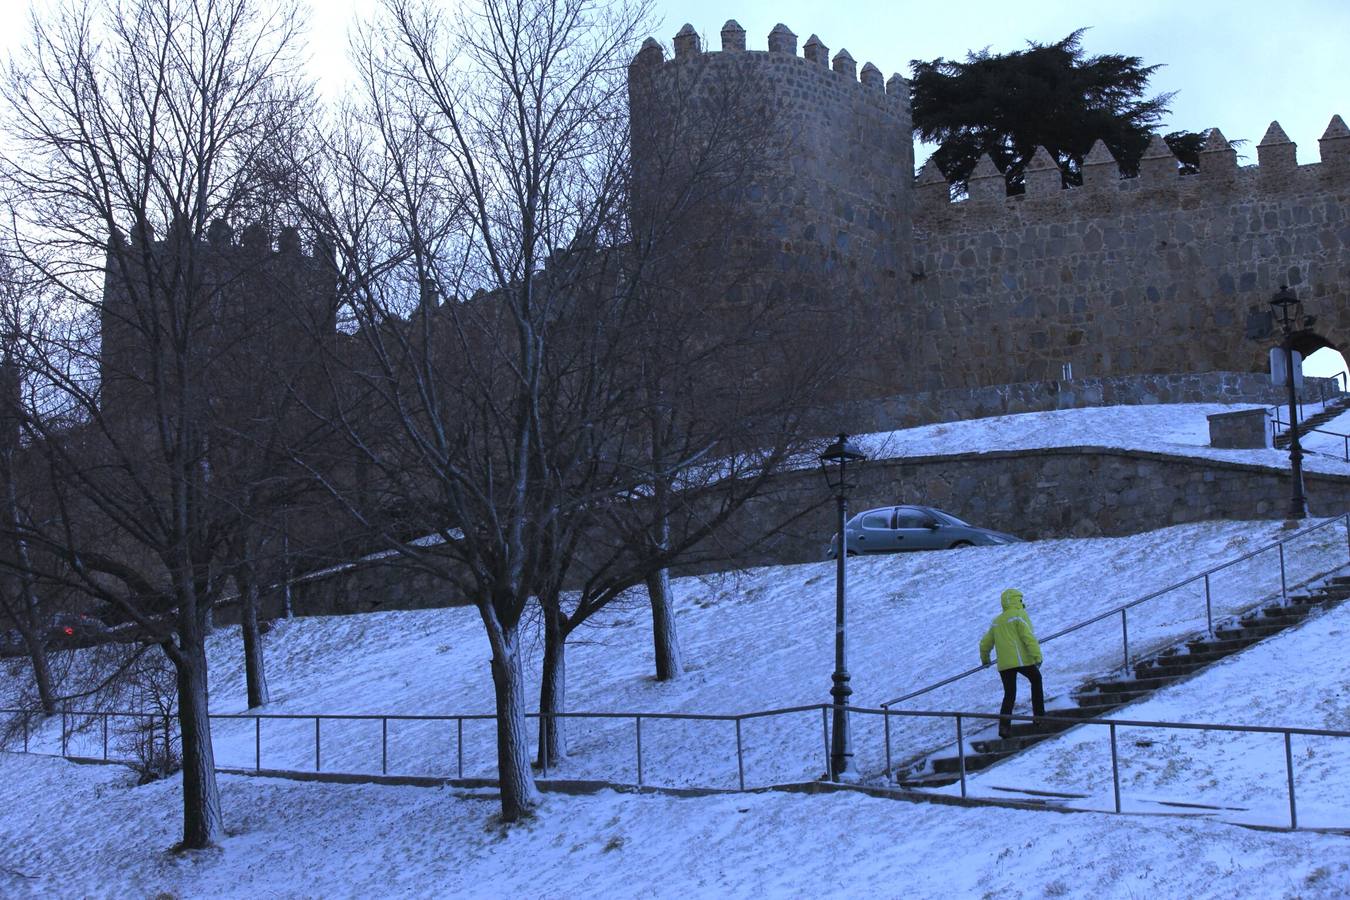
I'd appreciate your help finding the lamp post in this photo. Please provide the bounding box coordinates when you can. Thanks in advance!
[818,432,867,781]
[1271,286,1308,520]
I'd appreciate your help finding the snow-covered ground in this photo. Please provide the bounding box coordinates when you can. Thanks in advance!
[856,400,1350,475]
[7,518,1347,806]
[2,751,1348,900]
[5,401,1350,896]
[951,590,1350,829]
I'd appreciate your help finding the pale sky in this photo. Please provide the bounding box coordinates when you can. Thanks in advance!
[2,0,1345,157]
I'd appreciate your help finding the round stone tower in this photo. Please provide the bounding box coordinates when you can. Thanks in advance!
[627,22,913,398]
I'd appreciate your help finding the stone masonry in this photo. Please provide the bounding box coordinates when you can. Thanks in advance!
[629,24,1350,400]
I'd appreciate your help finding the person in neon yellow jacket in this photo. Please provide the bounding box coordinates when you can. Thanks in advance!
[979,588,1046,739]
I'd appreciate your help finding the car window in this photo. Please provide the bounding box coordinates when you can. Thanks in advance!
[895,509,931,529]
[861,513,890,529]
[933,509,970,527]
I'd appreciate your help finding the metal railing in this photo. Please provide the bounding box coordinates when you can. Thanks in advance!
[864,706,1350,831]
[6,701,1347,830]
[1270,374,1349,438]
[1263,410,1350,461]
[880,514,1350,710]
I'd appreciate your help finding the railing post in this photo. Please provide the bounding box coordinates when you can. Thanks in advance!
[102,714,108,760]
[1344,435,1348,462]
[635,716,643,789]
[1109,723,1121,814]
[163,715,171,762]
[1279,543,1288,606]
[255,717,261,772]
[456,717,464,780]
[955,714,967,799]
[1344,514,1350,562]
[61,703,67,757]
[883,706,893,784]
[23,713,28,753]
[314,717,320,772]
[1285,731,1298,830]
[1204,574,1213,637]
[381,718,388,776]
[1120,609,1130,671]
[540,715,549,779]
[820,706,830,778]
[735,718,745,791]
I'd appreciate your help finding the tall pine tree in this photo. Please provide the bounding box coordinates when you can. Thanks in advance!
[911,29,1196,194]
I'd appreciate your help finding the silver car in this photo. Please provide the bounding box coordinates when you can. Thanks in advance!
[826,505,1021,558]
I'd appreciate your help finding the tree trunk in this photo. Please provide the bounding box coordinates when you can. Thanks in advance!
[536,603,567,769]
[236,544,270,709]
[646,568,683,681]
[174,636,224,849]
[490,629,542,822]
[240,582,270,709]
[0,446,55,714]
[14,619,56,715]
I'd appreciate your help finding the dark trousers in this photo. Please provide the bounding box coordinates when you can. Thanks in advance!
[998,665,1045,736]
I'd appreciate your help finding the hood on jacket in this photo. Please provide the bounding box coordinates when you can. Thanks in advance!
[1000,587,1024,611]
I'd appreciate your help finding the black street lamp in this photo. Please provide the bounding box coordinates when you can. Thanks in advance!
[1271,286,1308,520]
[818,432,867,781]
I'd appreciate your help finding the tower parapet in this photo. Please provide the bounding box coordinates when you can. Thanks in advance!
[627,22,913,391]
[911,114,1350,391]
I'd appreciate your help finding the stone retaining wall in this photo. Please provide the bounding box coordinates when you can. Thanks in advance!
[240,446,1350,619]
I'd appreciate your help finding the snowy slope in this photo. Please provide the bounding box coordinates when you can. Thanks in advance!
[5,402,1350,895]
[952,592,1350,829]
[856,402,1350,476]
[14,518,1349,801]
[2,751,1348,900]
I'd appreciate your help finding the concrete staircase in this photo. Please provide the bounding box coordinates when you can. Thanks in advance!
[896,574,1350,789]
[1273,397,1350,449]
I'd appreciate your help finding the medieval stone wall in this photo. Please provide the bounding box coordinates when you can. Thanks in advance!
[629,24,1350,402]
[913,129,1350,392]
[628,23,913,389]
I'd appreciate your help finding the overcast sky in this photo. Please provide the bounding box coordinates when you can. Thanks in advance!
[2,0,1345,160]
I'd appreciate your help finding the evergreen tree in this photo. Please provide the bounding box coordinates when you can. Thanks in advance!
[912,29,1185,193]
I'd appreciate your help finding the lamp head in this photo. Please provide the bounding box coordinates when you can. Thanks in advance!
[818,432,867,494]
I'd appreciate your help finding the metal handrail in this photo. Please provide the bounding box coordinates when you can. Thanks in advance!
[879,513,1350,709]
[860,705,1347,828]
[8,701,1346,829]
[1270,411,1350,461]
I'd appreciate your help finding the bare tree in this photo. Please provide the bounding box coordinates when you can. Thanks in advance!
[0,0,311,849]
[308,0,841,783]
[290,0,665,822]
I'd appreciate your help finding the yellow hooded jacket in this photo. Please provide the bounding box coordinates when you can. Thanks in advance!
[979,588,1043,671]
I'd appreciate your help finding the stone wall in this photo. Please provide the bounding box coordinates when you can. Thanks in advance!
[727,446,1350,568]
[912,129,1350,392]
[243,445,1350,619]
[628,23,913,389]
[628,24,1349,401]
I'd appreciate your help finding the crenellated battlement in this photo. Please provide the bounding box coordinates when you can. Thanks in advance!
[632,18,1350,401]
[917,117,1350,217]
[630,21,908,110]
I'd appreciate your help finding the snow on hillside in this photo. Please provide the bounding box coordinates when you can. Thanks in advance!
[5,402,1350,895]
[856,401,1350,475]
[1,750,1348,900]
[952,593,1350,829]
[1302,405,1350,460]
[11,518,1348,804]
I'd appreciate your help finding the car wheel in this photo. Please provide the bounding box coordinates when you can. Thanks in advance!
[846,549,859,557]
[950,540,973,549]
